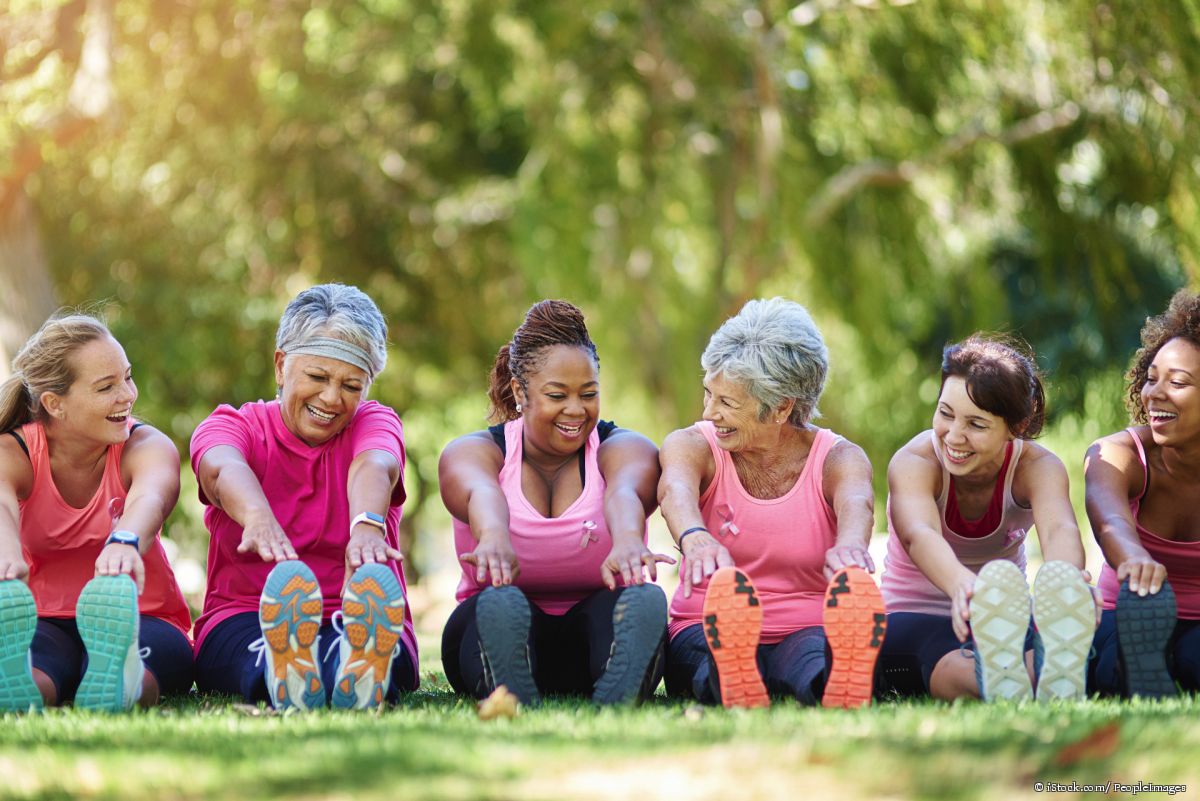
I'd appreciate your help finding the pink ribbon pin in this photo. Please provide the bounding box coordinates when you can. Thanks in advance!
[579,520,598,549]
[715,503,740,537]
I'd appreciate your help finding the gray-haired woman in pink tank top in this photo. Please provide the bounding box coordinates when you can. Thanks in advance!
[881,335,1098,702]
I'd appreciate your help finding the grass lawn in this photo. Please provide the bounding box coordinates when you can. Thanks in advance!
[3,677,1198,801]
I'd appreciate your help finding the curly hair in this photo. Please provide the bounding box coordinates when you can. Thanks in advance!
[1126,289,1200,423]
[487,300,599,423]
[941,334,1046,438]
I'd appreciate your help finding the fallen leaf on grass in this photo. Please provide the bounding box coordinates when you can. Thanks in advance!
[683,705,705,722]
[477,685,520,720]
[1053,722,1120,767]
[230,704,278,717]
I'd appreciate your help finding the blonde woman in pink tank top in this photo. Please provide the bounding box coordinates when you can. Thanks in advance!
[1087,290,1200,698]
[881,335,1096,702]
[439,300,672,706]
[660,299,885,709]
[0,315,192,712]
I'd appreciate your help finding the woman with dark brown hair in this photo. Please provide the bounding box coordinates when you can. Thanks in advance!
[439,300,671,705]
[881,335,1097,702]
[1087,289,1200,698]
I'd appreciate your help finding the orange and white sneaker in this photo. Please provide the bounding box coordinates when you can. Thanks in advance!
[331,563,406,710]
[822,567,886,709]
[254,560,325,711]
[702,567,769,709]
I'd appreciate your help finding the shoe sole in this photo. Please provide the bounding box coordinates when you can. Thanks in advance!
[476,586,539,706]
[1032,561,1095,701]
[702,567,769,709]
[593,584,667,706]
[260,561,325,711]
[0,581,41,712]
[1116,578,1177,699]
[332,564,406,710]
[822,567,886,709]
[970,560,1032,701]
[76,575,139,712]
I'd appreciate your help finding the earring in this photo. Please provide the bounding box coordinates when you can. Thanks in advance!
[516,403,523,413]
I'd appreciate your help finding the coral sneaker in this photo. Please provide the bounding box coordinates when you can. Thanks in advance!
[822,567,886,709]
[256,561,325,711]
[331,563,407,710]
[702,567,769,709]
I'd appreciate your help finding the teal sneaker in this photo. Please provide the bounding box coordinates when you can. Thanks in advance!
[330,563,406,710]
[0,580,41,712]
[76,575,143,711]
[255,561,325,711]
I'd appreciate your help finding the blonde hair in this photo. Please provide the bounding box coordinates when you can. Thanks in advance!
[0,314,112,433]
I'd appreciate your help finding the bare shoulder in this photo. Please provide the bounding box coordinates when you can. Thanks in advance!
[0,432,32,493]
[660,425,711,464]
[825,434,870,467]
[125,424,178,456]
[888,429,938,473]
[439,430,504,471]
[1016,440,1066,473]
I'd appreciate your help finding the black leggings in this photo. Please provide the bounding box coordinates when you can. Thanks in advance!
[1089,610,1200,696]
[441,587,665,698]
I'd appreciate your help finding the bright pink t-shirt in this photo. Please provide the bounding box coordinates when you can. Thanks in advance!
[881,432,1031,616]
[18,421,191,636]
[1099,428,1200,619]
[189,400,417,676]
[452,418,636,614]
[667,422,840,644]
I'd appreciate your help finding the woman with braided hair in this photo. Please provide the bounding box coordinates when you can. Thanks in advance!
[439,300,671,705]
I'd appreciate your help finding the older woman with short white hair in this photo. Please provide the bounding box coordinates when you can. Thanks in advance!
[192,284,417,711]
[660,298,883,709]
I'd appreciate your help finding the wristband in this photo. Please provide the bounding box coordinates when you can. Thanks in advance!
[676,526,708,552]
[350,511,387,535]
[106,530,140,549]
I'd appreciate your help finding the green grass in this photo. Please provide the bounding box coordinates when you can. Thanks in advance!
[3,680,1199,801]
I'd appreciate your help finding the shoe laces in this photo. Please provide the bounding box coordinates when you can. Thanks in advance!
[323,611,345,665]
[249,637,269,670]
[138,646,151,661]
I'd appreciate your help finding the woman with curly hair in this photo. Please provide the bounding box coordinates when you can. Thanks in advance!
[1087,289,1200,697]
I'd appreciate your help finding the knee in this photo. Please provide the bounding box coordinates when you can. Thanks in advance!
[929,651,979,701]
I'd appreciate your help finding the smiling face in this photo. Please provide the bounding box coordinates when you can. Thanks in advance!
[42,336,137,445]
[513,345,599,458]
[701,371,786,453]
[274,350,369,446]
[1141,337,1200,447]
[932,376,1013,478]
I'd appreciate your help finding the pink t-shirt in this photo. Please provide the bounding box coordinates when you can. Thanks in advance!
[189,400,417,676]
[18,421,192,636]
[881,432,1031,616]
[667,422,840,644]
[1098,428,1200,619]
[452,418,635,614]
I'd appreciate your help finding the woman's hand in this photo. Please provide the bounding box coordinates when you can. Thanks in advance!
[460,534,520,587]
[680,530,733,599]
[1117,556,1167,597]
[950,574,977,643]
[346,527,403,569]
[601,536,675,589]
[0,540,28,582]
[236,509,297,562]
[95,543,145,594]
[823,542,876,580]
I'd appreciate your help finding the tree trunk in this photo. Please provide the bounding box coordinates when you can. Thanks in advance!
[0,192,57,377]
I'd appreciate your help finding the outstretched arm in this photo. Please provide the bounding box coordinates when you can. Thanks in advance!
[0,436,32,581]
[345,449,404,568]
[597,429,673,589]
[822,439,876,579]
[197,444,297,562]
[657,427,727,599]
[1085,432,1162,595]
[439,432,519,587]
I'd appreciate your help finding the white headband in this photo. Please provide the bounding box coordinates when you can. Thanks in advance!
[286,337,375,377]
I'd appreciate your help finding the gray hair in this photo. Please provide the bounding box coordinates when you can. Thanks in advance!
[275,284,388,379]
[701,297,829,425]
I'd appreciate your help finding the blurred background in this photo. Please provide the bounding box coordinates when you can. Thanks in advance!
[1,0,1195,631]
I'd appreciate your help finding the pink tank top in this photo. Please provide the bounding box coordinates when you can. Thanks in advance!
[881,432,1031,616]
[18,422,192,636]
[667,423,839,644]
[1098,428,1200,619]
[453,418,634,614]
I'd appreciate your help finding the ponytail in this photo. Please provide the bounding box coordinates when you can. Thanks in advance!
[0,373,34,433]
[487,343,518,423]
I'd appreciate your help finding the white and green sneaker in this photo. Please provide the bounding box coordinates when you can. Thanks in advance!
[76,575,143,711]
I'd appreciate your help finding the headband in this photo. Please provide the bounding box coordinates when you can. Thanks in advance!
[285,337,375,377]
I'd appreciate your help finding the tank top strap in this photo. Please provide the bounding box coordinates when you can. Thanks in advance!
[928,430,952,509]
[1001,438,1024,509]
[1124,426,1150,502]
[695,421,728,506]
